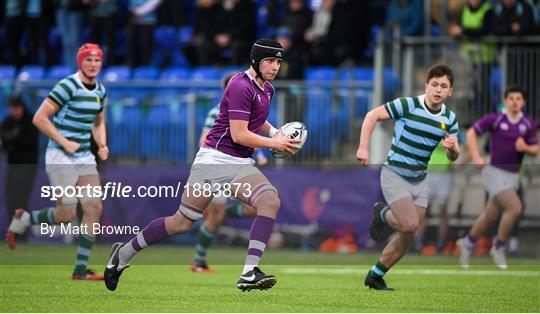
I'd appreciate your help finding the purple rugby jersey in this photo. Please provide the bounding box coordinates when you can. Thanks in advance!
[473,111,538,172]
[204,71,275,158]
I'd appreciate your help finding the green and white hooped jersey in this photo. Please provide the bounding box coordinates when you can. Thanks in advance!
[47,73,107,157]
[203,105,220,132]
[384,94,459,183]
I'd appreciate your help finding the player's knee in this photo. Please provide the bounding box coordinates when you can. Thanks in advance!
[253,192,280,213]
[401,220,420,234]
[168,214,194,234]
[55,207,77,222]
[508,203,523,217]
[82,199,103,218]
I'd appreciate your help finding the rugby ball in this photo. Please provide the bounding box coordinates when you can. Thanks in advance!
[271,121,308,158]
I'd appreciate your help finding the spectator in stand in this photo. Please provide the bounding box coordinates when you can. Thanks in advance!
[127,0,162,68]
[449,0,497,113]
[157,0,186,28]
[305,0,371,66]
[385,0,424,38]
[185,0,222,66]
[304,0,334,65]
[0,95,39,220]
[4,0,49,67]
[282,0,312,53]
[449,0,492,38]
[89,0,118,65]
[212,0,257,65]
[328,0,371,65]
[490,0,535,35]
[56,0,91,69]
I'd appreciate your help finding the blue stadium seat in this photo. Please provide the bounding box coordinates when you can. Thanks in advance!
[132,66,160,80]
[220,66,244,78]
[171,51,190,67]
[304,66,336,81]
[490,67,501,109]
[177,26,193,48]
[160,66,190,81]
[384,67,400,98]
[0,66,16,80]
[153,26,177,67]
[140,105,171,159]
[304,67,338,156]
[46,65,73,80]
[154,26,177,51]
[102,66,131,82]
[17,65,45,81]
[190,66,221,81]
[108,104,143,157]
[339,67,373,120]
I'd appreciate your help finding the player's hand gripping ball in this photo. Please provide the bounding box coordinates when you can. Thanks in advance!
[271,121,308,158]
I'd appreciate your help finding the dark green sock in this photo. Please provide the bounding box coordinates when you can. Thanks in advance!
[73,234,95,275]
[368,261,389,277]
[30,207,56,225]
[225,203,244,218]
[380,206,390,224]
[194,225,217,263]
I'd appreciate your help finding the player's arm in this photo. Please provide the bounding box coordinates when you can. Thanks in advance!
[515,139,539,156]
[93,110,108,160]
[260,121,279,137]
[443,134,460,161]
[229,119,299,155]
[516,122,539,156]
[466,128,485,166]
[33,98,80,154]
[356,105,391,166]
[199,131,209,147]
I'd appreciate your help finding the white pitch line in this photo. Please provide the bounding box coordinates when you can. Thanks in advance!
[280,268,540,277]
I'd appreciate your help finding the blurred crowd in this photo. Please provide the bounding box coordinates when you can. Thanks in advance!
[1,0,539,78]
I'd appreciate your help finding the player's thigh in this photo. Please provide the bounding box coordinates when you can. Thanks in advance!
[76,174,102,215]
[181,164,225,221]
[242,204,257,217]
[390,197,421,232]
[494,189,522,214]
[205,202,227,230]
[231,169,278,209]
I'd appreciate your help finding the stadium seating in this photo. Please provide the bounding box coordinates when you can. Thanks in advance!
[102,66,131,82]
[17,65,45,81]
[46,65,73,80]
[304,67,338,157]
[177,26,193,48]
[160,66,190,81]
[0,65,16,80]
[132,66,160,80]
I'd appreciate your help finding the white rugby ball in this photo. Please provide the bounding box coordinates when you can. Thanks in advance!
[271,121,308,158]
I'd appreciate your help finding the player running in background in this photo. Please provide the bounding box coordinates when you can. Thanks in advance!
[105,39,300,292]
[457,86,538,269]
[190,73,262,273]
[6,43,109,280]
[357,64,460,290]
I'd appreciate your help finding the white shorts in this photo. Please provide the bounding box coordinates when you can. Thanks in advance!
[45,148,98,189]
[380,167,429,208]
[209,195,228,205]
[482,165,519,198]
[428,172,453,203]
[187,147,261,196]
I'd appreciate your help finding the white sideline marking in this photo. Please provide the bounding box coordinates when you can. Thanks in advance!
[280,268,539,277]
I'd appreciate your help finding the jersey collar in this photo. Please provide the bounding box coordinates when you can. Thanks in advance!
[419,94,445,117]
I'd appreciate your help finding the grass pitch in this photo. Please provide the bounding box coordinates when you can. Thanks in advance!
[1,244,539,312]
